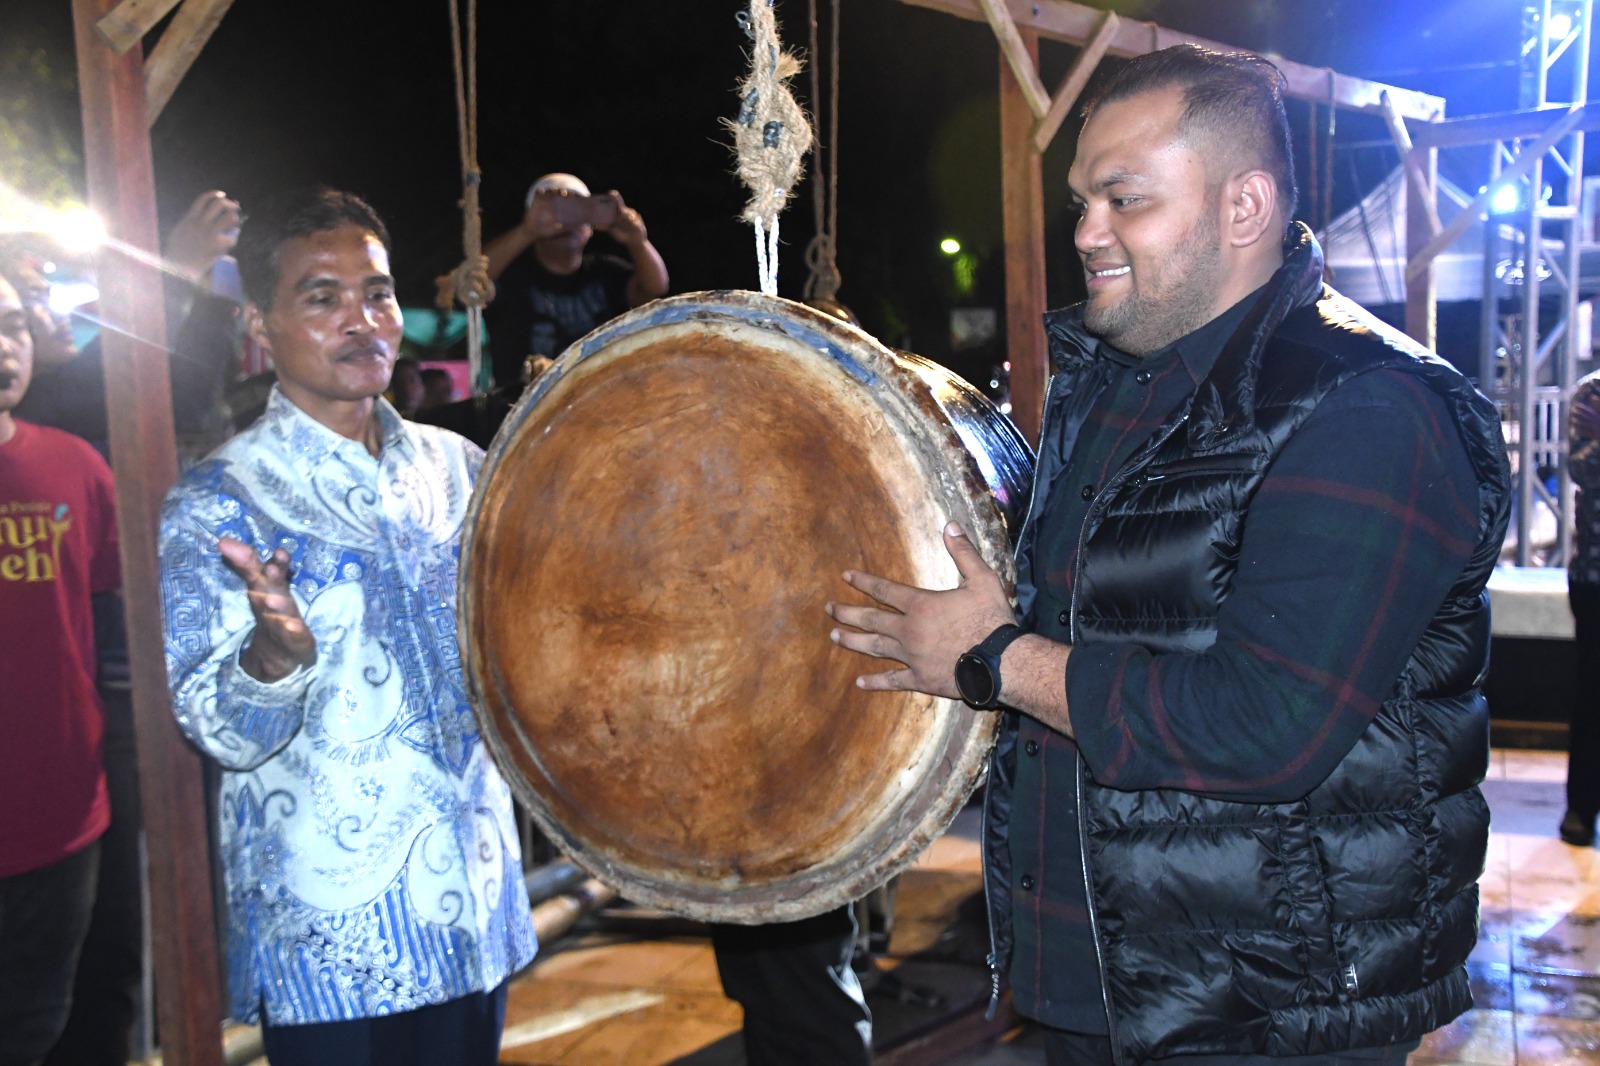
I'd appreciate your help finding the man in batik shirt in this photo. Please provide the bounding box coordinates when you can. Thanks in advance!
[160,188,535,1066]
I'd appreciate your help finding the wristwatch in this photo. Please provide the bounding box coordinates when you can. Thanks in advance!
[955,623,1026,710]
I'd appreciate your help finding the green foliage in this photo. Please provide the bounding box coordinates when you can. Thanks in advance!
[0,39,82,207]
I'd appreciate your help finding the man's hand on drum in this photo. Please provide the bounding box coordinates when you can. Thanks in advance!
[827,521,1015,699]
[218,536,318,683]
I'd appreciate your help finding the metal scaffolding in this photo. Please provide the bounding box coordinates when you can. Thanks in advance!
[1480,0,1594,565]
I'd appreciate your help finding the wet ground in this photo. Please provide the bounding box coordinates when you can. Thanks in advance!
[488,748,1600,1065]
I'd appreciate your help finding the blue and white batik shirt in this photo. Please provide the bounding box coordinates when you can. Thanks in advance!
[159,387,537,1025]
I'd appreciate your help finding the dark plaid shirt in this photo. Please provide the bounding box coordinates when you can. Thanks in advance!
[1570,369,1600,587]
[1007,294,1481,1032]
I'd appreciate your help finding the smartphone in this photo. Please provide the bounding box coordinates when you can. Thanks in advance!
[550,192,619,229]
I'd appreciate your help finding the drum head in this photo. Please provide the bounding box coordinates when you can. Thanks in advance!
[460,292,1015,923]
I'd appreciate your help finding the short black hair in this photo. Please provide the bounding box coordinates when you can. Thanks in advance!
[1084,44,1298,223]
[235,187,391,310]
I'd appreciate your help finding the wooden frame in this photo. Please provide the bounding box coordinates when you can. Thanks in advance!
[70,2,225,1063]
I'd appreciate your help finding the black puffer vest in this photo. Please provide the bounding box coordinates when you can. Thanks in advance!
[985,224,1512,1060]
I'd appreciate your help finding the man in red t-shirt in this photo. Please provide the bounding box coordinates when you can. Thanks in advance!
[0,272,121,1066]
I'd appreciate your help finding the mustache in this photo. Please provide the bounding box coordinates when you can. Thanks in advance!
[336,339,390,360]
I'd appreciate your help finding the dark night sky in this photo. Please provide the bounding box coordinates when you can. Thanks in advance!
[4,0,1588,383]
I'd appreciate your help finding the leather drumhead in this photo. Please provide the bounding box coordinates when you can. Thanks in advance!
[460,291,1019,923]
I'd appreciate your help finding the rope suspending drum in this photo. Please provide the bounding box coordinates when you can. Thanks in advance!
[729,0,814,296]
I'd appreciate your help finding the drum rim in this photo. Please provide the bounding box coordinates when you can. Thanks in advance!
[459,290,1013,923]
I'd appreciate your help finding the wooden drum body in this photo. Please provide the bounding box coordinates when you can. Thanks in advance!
[460,291,1033,923]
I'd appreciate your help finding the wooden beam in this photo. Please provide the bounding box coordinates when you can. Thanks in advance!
[1404,144,1437,348]
[143,0,235,126]
[899,0,1445,121]
[999,26,1048,448]
[69,3,224,1065]
[1405,103,1586,282]
[1032,9,1118,155]
[978,0,1050,119]
[1410,101,1600,149]
[1379,90,1441,238]
[95,0,183,55]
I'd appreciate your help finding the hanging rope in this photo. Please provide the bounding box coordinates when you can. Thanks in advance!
[802,0,842,304]
[729,0,813,296]
[439,0,493,397]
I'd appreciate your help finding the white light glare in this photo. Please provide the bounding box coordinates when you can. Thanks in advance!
[1490,183,1521,214]
[1549,12,1575,42]
[51,207,106,254]
[48,282,99,316]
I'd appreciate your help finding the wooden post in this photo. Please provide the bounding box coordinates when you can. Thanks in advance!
[998,27,1049,447]
[69,2,224,1064]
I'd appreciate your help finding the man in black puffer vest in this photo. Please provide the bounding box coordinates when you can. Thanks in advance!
[828,45,1510,1065]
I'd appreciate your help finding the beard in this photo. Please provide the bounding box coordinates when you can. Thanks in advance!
[1083,214,1223,356]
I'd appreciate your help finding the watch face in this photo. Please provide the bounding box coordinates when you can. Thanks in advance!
[955,652,996,707]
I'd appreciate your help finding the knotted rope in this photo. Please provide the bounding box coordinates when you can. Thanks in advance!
[802,0,842,305]
[729,0,813,297]
[440,0,493,396]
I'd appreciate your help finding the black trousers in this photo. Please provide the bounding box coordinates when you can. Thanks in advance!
[260,984,508,1066]
[1041,1028,1419,1066]
[0,842,100,1066]
[711,905,872,1066]
[43,684,143,1066]
[1569,583,1600,822]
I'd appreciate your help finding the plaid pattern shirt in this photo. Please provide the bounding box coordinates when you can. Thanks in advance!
[1570,369,1600,587]
[1007,298,1481,1032]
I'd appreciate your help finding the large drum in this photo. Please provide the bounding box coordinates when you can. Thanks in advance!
[460,291,1033,923]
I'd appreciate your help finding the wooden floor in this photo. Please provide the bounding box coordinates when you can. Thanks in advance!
[493,749,1600,1066]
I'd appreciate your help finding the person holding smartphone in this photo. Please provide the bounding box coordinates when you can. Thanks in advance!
[481,172,669,391]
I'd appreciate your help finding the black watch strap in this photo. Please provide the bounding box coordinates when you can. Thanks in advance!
[956,622,1026,709]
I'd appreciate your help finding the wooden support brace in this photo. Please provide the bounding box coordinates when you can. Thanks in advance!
[95,0,183,55]
[998,26,1049,446]
[144,0,235,126]
[1031,10,1118,155]
[1379,90,1441,237]
[977,0,1050,119]
[900,0,1445,121]
[1406,102,1586,282]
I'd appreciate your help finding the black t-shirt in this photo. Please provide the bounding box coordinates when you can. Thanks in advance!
[486,251,633,387]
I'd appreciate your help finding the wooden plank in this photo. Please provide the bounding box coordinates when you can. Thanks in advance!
[1404,145,1437,348]
[69,3,224,1065]
[1410,101,1600,149]
[1032,9,1118,154]
[877,994,1022,1065]
[1379,90,1441,237]
[1405,103,1586,282]
[899,0,1445,120]
[143,0,234,125]
[977,0,1050,119]
[999,26,1049,448]
[95,0,183,55]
